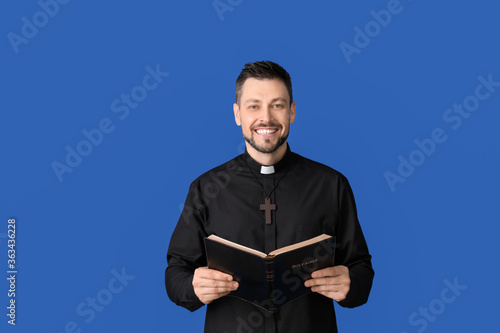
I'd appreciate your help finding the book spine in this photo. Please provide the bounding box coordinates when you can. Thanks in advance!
[265,258,276,311]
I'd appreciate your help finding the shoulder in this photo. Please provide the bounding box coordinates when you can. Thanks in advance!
[291,151,349,185]
[188,154,243,189]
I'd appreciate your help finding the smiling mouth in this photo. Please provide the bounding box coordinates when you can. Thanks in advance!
[255,128,278,135]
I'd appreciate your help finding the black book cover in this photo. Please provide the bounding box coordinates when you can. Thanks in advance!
[205,234,335,311]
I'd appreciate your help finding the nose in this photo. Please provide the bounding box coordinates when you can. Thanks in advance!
[259,106,273,124]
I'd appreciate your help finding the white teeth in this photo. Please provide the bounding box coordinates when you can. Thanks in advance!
[256,129,277,134]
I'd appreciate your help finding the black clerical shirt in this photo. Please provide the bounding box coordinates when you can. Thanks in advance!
[165,147,374,333]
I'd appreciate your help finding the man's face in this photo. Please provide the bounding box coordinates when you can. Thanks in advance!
[233,78,296,155]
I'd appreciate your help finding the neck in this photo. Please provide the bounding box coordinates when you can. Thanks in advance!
[246,142,288,166]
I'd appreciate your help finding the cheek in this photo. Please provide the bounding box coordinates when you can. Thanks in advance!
[278,115,291,129]
[240,117,256,130]
[240,121,253,134]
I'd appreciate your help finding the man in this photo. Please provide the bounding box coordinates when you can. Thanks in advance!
[165,61,374,332]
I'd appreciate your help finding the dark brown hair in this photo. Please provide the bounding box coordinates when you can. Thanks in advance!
[235,61,293,105]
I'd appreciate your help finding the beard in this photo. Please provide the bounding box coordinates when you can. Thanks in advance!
[242,124,289,154]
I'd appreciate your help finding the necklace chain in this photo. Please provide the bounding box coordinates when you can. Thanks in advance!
[244,158,289,198]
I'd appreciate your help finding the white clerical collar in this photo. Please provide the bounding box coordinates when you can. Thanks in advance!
[260,165,275,174]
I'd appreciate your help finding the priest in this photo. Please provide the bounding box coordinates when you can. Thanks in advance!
[165,61,374,332]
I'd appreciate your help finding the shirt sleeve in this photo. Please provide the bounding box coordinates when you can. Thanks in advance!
[335,176,374,308]
[165,181,207,312]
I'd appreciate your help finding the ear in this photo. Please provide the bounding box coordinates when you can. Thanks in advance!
[289,101,296,124]
[233,103,241,126]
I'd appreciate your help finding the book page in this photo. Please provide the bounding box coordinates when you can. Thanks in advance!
[207,235,268,258]
[269,234,332,256]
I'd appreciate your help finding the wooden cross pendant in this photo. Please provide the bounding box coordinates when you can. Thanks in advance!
[260,198,276,225]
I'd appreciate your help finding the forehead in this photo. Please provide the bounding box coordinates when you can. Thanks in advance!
[240,78,289,103]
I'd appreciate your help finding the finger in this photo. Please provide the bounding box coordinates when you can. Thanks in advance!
[197,290,232,304]
[196,267,234,281]
[198,285,238,296]
[305,277,343,288]
[311,266,346,279]
[194,276,239,290]
[310,283,349,301]
[310,283,345,293]
[193,281,238,304]
[200,280,239,291]
[203,290,232,298]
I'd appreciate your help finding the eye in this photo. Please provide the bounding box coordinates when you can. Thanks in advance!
[272,104,284,109]
[248,105,258,110]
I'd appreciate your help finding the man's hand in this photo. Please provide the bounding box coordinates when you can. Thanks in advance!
[304,265,350,302]
[192,267,238,304]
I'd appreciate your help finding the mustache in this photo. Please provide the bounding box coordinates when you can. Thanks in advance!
[251,122,282,130]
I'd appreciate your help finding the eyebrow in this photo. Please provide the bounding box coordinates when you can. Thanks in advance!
[270,97,287,104]
[244,98,261,105]
[243,97,288,105]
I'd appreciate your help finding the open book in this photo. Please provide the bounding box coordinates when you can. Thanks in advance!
[204,234,335,311]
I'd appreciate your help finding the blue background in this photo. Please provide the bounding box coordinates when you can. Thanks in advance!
[1,0,499,332]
